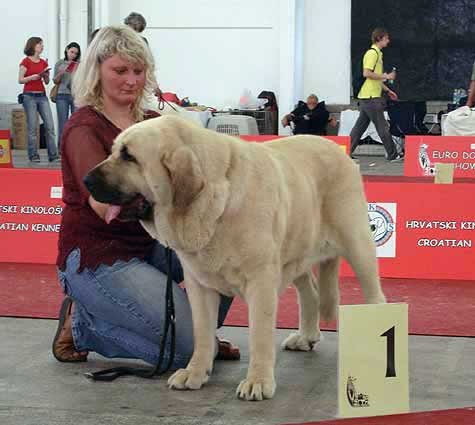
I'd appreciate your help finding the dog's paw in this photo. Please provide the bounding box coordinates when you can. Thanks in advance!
[236,377,276,401]
[281,332,321,351]
[168,368,210,390]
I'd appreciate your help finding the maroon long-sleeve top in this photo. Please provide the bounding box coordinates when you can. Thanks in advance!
[57,106,157,272]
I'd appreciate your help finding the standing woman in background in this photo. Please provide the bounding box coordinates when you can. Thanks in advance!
[18,37,59,163]
[53,42,81,152]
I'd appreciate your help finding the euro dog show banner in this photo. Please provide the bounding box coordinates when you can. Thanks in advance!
[405,135,475,178]
[0,165,474,280]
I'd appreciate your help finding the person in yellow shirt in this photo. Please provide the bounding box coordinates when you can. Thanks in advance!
[350,28,403,162]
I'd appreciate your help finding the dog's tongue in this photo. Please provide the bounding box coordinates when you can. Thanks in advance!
[105,205,122,224]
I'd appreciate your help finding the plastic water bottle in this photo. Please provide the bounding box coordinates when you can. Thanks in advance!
[452,89,459,105]
[388,67,397,85]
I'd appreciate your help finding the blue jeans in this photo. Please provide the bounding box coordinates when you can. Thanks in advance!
[58,243,233,368]
[55,93,75,151]
[22,93,57,160]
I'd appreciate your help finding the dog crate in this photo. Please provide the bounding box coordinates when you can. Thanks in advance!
[207,115,259,136]
[230,109,277,135]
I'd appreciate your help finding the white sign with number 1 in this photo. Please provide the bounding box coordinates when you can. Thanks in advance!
[338,303,409,418]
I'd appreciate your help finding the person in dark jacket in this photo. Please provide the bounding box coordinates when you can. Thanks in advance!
[281,94,336,136]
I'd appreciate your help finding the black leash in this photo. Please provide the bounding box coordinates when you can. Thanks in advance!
[84,247,176,381]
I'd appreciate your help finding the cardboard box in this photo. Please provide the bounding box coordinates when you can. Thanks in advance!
[11,109,39,150]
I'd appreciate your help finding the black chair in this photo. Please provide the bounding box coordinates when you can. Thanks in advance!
[386,100,428,138]
[385,100,429,155]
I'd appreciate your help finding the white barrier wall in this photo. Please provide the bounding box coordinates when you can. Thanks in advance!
[302,0,351,105]
[0,0,352,111]
[0,0,56,104]
[110,0,281,109]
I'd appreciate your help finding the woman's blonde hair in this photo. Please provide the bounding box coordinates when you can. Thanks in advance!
[72,25,156,121]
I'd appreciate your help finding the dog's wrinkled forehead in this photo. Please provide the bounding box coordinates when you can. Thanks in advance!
[110,115,192,161]
[112,130,139,155]
[110,128,153,163]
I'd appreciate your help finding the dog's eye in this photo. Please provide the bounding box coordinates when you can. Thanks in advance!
[120,147,136,163]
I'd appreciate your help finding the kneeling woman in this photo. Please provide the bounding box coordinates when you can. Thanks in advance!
[52,26,239,367]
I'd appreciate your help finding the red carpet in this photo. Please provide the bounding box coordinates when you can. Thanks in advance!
[286,407,475,424]
[226,276,475,337]
[0,263,474,337]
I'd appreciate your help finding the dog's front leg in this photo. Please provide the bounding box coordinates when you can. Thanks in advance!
[237,270,279,401]
[168,274,219,391]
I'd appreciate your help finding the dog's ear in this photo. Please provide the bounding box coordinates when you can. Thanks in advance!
[162,146,204,210]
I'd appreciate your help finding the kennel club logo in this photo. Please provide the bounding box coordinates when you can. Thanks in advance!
[418,143,435,176]
[346,376,370,408]
[368,203,397,258]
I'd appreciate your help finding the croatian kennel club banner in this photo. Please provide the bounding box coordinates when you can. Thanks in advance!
[0,169,63,264]
[405,136,475,178]
[0,168,474,280]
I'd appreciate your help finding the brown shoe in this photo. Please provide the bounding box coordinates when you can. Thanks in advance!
[216,338,240,361]
[52,297,88,363]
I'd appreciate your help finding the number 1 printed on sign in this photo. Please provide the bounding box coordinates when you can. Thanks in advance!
[381,326,396,378]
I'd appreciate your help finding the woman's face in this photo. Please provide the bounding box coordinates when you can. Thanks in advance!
[35,41,44,55]
[67,47,79,61]
[99,54,146,107]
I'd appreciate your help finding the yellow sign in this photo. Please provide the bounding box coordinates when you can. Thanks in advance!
[338,303,409,418]
[434,162,454,184]
[0,138,12,166]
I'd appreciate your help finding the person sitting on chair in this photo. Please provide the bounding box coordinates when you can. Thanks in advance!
[281,94,336,136]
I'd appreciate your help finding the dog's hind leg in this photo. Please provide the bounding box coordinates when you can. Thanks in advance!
[327,192,386,305]
[318,257,340,322]
[341,226,386,304]
[282,269,322,351]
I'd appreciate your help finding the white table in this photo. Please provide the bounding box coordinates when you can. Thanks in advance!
[338,109,389,143]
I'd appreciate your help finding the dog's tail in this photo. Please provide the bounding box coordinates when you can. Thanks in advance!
[318,258,340,322]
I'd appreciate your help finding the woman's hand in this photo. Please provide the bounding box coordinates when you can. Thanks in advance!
[41,69,50,84]
[54,70,66,85]
[88,196,110,221]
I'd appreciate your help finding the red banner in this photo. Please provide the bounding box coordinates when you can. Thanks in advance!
[405,135,475,178]
[240,135,350,154]
[0,170,474,281]
[340,177,475,280]
[0,169,63,264]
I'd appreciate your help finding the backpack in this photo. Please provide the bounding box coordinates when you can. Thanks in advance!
[257,90,278,112]
[352,47,378,99]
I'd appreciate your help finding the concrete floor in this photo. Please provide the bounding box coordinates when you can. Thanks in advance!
[1,318,474,425]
